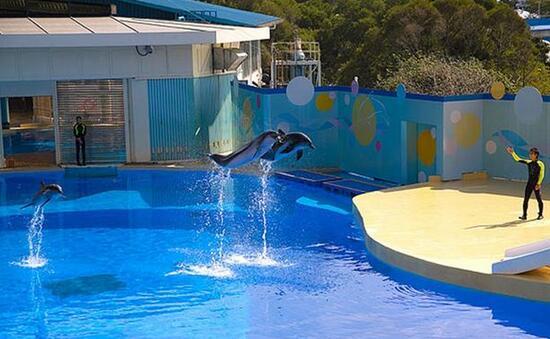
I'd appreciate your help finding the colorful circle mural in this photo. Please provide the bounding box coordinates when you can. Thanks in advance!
[444,137,457,156]
[450,111,462,124]
[375,140,382,152]
[315,93,334,112]
[454,112,480,149]
[418,171,427,183]
[286,76,315,106]
[417,129,436,166]
[485,140,497,154]
[490,82,505,100]
[514,86,543,125]
[352,96,377,146]
[241,98,254,132]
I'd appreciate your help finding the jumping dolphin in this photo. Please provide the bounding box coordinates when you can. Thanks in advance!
[21,181,65,209]
[261,130,315,162]
[208,130,284,169]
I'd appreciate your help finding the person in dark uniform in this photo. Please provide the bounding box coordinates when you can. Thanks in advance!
[73,116,87,166]
[507,146,545,220]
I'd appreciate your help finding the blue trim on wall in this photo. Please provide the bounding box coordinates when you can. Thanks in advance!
[239,84,550,102]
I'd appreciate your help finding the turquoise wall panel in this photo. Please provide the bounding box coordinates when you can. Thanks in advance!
[148,74,235,162]
[483,99,550,181]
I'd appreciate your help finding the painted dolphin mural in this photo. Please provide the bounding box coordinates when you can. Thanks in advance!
[261,130,315,162]
[208,130,284,169]
[493,130,549,159]
[21,181,65,209]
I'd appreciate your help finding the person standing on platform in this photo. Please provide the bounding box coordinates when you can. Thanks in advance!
[506,146,544,220]
[73,116,87,166]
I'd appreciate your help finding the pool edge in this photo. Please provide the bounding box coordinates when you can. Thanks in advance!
[352,198,550,303]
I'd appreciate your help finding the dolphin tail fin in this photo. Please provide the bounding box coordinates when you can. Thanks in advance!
[296,150,304,161]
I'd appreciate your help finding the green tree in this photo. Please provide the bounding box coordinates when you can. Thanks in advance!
[376,54,516,95]
[524,0,550,16]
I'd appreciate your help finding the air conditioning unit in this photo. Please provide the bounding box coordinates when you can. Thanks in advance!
[213,48,248,72]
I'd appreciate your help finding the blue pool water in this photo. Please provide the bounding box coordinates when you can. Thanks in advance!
[0,169,548,338]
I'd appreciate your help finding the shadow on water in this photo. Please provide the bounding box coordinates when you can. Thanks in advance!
[44,274,125,298]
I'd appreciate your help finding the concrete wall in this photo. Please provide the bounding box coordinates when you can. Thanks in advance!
[0,46,193,81]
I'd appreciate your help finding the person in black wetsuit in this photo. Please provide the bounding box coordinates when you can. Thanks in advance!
[506,146,545,220]
[73,116,87,166]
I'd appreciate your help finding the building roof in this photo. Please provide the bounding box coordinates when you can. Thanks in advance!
[0,16,270,48]
[121,0,282,27]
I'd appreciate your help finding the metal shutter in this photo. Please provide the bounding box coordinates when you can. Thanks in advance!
[56,80,126,164]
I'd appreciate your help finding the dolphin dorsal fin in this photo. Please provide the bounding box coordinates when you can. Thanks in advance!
[278,129,286,135]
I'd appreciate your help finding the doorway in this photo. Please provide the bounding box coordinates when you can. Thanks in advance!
[402,121,437,184]
[1,96,56,167]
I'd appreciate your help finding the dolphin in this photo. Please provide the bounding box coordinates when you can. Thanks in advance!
[208,130,284,169]
[21,181,65,209]
[261,130,315,162]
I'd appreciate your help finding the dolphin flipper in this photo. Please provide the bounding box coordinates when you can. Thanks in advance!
[296,150,304,160]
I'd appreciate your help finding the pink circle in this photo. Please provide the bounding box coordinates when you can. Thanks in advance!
[375,141,382,152]
[444,138,457,155]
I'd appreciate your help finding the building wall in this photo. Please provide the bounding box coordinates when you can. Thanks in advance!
[0,46,193,82]
[234,86,444,184]
[442,100,484,180]
[147,74,235,162]
[232,85,550,184]
[483,96,550,180]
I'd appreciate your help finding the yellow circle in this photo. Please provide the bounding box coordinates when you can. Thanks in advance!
[315,93,334,112]
[242,98,254,131]
[455,113,480,149]
[417,129,436,166]
[352,96,376,146]
[490,82,505,100]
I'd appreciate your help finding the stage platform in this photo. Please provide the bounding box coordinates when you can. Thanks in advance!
[353,178,550,302]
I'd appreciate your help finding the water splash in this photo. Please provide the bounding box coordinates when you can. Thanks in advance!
[258,160,272,259]
[15,206,47,268]
[166,263,235,279]
[224,253,288,267]
[198,164,234,277]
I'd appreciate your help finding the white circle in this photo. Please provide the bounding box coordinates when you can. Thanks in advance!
[514,86,543,124]
[277,122,290,133]
[329,91,337,100]
[485,140,497,154]
[396,83,406,100]
[344,95,350,106]
[430,128,436,139]
[418,171,427,183]
[450,111,462,124]
[286,76,315,106]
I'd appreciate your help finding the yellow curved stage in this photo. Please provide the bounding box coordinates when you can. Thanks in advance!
[353,177,550,302]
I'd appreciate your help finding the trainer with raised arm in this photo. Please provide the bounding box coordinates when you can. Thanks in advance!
[506,146,544,220]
